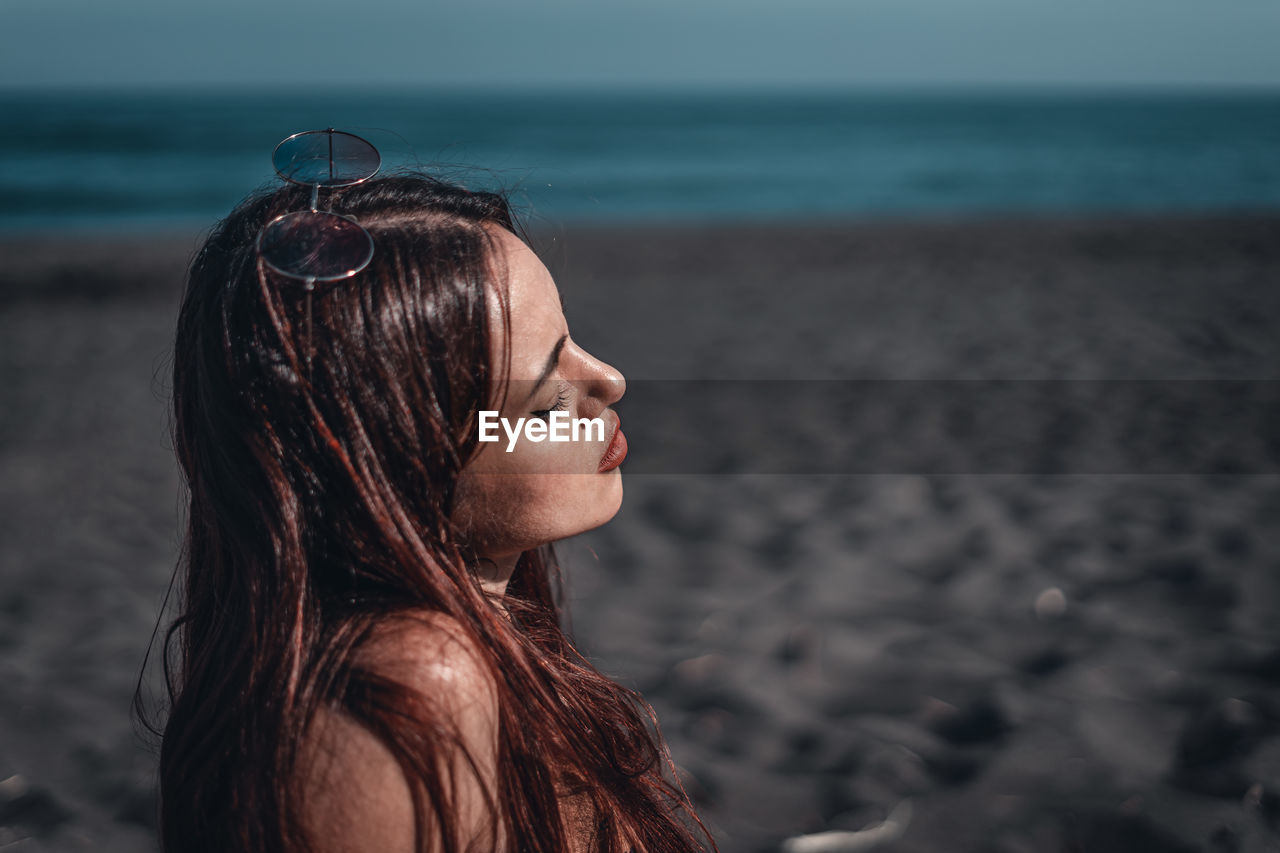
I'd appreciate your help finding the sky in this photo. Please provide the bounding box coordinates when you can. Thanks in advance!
[2,0,1279,91]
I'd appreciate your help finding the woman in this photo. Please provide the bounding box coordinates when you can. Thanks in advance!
[154,138,716,852]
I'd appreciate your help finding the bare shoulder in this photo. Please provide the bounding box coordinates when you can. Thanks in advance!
[297,702,418,852]
[295,611,503,853]
[357,610,500,715]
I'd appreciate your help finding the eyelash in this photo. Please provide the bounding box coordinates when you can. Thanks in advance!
[531,385,572,421]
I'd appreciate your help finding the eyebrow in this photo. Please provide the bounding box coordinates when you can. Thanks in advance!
[525,334,567,402]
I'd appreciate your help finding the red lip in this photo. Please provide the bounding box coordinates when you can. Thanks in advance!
[598,415,627,472]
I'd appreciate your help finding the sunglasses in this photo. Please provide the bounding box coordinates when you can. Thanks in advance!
[256,128,381,377]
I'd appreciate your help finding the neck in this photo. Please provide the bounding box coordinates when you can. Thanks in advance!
[474,553,519,602]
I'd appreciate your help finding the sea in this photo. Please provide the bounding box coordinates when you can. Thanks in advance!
[1,88,1278,231]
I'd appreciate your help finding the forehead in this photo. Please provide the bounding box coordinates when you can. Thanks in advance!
[486,227,565,372]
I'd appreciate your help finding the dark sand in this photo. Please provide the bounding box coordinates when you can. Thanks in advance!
[1,216,1278,851]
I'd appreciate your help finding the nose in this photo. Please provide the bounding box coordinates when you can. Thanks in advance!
[567,342,625,410]
[597,363,626,408]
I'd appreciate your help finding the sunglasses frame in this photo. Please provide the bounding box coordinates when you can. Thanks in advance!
[255,128,382,379]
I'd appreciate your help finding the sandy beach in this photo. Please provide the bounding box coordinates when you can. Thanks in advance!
[1,215,1278,851]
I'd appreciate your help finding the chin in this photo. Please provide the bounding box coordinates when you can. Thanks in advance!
[601,469,625,512]
[566,472,625,539]
[489,475,626,557]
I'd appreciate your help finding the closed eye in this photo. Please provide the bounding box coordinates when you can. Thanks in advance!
[530,383,572,421]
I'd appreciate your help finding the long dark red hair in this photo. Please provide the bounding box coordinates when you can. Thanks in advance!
[146,175,716,852]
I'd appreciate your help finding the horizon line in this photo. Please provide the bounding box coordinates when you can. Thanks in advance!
[3,80,1280,98]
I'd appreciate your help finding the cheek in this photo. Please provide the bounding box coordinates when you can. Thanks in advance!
[478,416,609,475]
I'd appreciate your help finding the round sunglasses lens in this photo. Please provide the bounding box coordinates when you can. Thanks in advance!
[272,130,381,187]
[258,211,374,282]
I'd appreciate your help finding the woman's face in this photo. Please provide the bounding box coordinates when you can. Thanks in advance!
[452,226,627,561]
